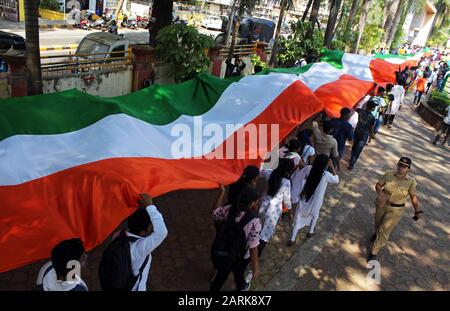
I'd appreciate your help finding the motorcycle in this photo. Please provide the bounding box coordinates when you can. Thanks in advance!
[121,15,137,29]
[136,16,149,29]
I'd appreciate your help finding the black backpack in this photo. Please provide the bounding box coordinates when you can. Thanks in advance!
[99,231,149,291]
[211,210,255,268]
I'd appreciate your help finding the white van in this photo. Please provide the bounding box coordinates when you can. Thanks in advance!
[201,16,222,30]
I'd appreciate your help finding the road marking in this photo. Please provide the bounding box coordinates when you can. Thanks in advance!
[40,44,78,52]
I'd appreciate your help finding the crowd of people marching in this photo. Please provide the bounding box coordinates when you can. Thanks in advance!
[34,52,448,292]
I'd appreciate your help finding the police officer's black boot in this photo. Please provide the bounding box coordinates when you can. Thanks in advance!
[432,134,440,145]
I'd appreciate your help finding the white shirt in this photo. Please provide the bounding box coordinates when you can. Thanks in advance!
[444,106,450,125]
[428,71,437,83]
[259,169,292,242]
[391,85,405,104]
[292,165,339,223]
[279,147,301,167]
[301,145,315,165]
[126,205,168,291]
[386,85,405,115]
[386,98,401,115]
[36,261,88,291]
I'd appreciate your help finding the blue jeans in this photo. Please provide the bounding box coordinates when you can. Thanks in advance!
[350,136,368,166]
[437,79,443,91]
[374,117,383,134]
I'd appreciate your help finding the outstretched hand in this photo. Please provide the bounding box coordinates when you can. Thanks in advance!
[138,193,153,208]
[218,184,225,194]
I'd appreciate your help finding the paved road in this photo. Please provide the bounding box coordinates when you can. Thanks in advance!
[1,18,221,49]
[1,24,150,48]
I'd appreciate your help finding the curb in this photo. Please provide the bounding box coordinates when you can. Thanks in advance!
[40,44,78,52]
[39,24,75,29]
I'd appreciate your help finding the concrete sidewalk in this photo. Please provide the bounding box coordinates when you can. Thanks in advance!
[255,94,449,291]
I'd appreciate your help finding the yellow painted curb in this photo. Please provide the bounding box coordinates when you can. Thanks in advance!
[40,44,78,52]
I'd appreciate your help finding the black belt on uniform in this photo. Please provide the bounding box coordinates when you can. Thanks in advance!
[388,202,405,207]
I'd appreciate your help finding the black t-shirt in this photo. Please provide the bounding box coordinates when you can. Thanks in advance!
[354,108,375,139]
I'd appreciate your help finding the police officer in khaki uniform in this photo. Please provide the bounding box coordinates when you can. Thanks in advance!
[367,157,422,261]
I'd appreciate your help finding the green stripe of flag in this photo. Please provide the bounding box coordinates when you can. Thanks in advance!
[320,49,345,69]
[0,73,241,142]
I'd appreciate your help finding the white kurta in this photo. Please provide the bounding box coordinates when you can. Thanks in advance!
[290,166,339,239]
[389,85,405,115]
[259,169,292,243]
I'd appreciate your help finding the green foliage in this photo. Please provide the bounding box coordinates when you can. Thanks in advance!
[277,20,324,67]
[232,0,262,16]
[360,24,384,53]
[391,29,406,49]
[250,55,268,70]
[331,39,349,52]
[366,0,385,26]
[428,29,450,48]
[428,90,450,115]
[427,15,450,48]
[39,0,61,11]
[155,24,214,83]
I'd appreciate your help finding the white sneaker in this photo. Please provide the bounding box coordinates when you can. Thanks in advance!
[243,271,253,291]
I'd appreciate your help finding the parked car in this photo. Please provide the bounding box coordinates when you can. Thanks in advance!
[201,16,223,30]
[0,31,26,51]
[76,32,129,60]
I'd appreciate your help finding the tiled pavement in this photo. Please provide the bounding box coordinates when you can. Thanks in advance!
[258,96,450,291]
[0,95,448,291]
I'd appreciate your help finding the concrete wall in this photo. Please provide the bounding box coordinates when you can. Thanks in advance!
[412,11,435,46]
[38,8,65,21]
[0,75,10,99]
[153,63,175,85]
[403,1,436,46]
[42,69,132,97]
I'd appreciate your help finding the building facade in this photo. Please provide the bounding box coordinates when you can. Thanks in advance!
[402,0,437,47]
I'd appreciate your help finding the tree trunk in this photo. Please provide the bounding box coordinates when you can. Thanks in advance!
[391,3,408,48]
[269,5,285,67]
[385,0,406,50]
[114,0,125,21]
[24,0,42,95]
[225,8,235,46]
[381,0,394,28]
[149,0,173,47]
[227,12,242,61]
[438,6,448,29]
[344,0,358,42]
[430,3,445,37]
[307,0,322,38]
[381,0,399,47]
[324,0,342,49]
[335,0,346,32]
[352,0,371,53]
[302,0,313,21]
[309,0,321,25]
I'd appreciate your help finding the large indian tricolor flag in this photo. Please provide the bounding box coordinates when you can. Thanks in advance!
[0,50,416,272]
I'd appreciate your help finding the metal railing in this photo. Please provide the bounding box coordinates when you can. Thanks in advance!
[218,43,258,58]
[40,48,133,78]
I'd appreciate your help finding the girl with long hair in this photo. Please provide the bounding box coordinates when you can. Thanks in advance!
[258,158,295,254]
[227,166,260,205]
[211,186,261,291]
[289,154,339,245]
